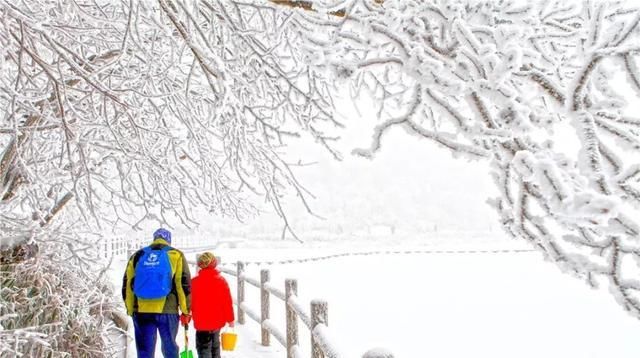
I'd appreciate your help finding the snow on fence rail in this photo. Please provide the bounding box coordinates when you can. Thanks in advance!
[102,235,212,259]
[216,259,393,358]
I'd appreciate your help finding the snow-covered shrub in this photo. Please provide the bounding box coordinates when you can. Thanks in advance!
[0,243,117,357]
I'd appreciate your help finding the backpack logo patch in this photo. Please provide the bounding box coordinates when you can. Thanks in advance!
[133,246,173,299]
[144,253,159,265]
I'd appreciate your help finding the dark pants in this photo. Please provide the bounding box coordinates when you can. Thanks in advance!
[196,330,220,358]
[132,313,180,358]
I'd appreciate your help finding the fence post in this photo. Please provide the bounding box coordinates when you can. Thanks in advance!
[285,279,298,358]
[311,300,327,358]
[195,254,201,273]
[260,269,270,346]
[237,261,245,325]
[362,349,394,358]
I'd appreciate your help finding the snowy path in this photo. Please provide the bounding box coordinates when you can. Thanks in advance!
[116,315,281,358]
[109,257,283,358]
[109,239,640,357]
[176,324,281,358]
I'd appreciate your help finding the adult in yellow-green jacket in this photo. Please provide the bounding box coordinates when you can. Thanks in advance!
[122,228,191,358]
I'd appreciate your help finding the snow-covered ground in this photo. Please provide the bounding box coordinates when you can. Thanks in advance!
[108,234,640,357]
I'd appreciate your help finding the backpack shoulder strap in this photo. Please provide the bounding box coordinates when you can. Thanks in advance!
[133,247,150,269]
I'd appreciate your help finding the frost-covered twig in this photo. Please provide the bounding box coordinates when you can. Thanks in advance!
[276,0,640,319]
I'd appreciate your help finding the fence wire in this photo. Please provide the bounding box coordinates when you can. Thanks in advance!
[219,247,535,267]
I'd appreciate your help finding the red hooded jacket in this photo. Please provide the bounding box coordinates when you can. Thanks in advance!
[191,267,235,331]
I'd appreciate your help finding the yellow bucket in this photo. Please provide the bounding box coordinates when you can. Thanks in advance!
[221,331,238,351]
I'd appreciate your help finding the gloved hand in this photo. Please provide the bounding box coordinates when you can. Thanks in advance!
[180,313,192,326]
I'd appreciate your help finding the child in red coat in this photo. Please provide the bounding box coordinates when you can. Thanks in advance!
[191,252,235,358]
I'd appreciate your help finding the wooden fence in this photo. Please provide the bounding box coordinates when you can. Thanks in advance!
[107,245,396,357]
[217,260,394,358]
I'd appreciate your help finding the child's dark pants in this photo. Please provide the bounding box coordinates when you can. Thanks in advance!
[196,330,221,358]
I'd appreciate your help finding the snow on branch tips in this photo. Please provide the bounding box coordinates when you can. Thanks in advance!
[277,0,640,318]
[2,0,343,248]
[0,0,343,355]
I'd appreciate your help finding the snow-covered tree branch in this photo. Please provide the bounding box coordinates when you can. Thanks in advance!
[4,0,640,355]
[0,0,338,242]
[281,0,640,317]
[0,0,338,355]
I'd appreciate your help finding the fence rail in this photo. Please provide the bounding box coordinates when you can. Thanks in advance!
[102,235,217,259]
[215,259,392,358]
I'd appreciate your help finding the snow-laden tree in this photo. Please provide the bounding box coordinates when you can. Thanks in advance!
[277,0,640,317]
[3,0,640,355]
[0,0,335,355]
[1,0,336,246]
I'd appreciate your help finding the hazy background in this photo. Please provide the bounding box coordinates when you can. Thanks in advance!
[176,91,504,244]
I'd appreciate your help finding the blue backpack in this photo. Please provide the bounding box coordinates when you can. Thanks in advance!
[133,246,173,299]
